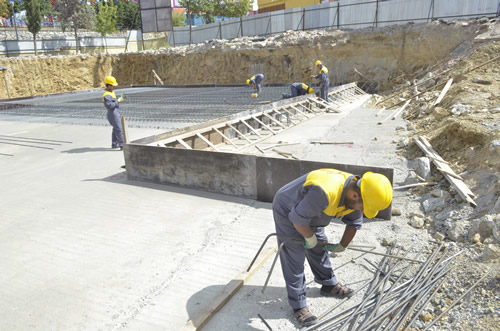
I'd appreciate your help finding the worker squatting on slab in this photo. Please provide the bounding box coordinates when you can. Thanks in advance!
[272,169,393,327]
[102,76,125,150]
[246,74,264,94]
[310,60,330,102]
[282,82,315,99]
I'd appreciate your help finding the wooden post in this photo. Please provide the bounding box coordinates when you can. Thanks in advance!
[121,116,128,144]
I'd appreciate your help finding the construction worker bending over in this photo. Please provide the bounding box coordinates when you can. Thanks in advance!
[310,60,330,102]
[103,75,125,150]
[246,73,264,93]
[272,169,392,327]
[282,82,314,99]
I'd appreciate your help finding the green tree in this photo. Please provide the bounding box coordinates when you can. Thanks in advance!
[72,5,96,53]
[116,0,141,31]
[214,0,252,18]
[95,1,117,54]
[24,0,42,55]
[172,10,186,27]
[53,0,79,32]
[178,0,216,24]
[0,0,10,18]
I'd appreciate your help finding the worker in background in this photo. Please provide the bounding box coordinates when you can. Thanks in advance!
[103,75,125,150]
[310,60,330,102]
[272,169,393,327]
[246,73,264,94]
[282,82,314,99]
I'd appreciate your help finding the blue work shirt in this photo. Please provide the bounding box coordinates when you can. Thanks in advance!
[273,169,363,229]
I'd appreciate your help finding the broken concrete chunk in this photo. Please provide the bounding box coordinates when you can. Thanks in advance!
[382,237,395,246]
[422,197,446,213]
[410,212,425,218]
[415,157,432,179]
[451,103,472,116]
[482,244,500,261]
[471,233,481,244]
[446,220,469,242]
[469,215,495,241]
[405,170,420,185]
[410,216,425,229]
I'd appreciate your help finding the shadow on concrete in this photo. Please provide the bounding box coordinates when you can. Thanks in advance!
[62,147,121,153]
[82,170,273,209]
[185,284,292,330]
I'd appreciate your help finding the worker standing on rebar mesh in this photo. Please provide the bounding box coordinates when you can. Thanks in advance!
[246,73,264,94]
[102,76,125,150]
[272,169,392,327]
[311,60,330,102]
[282,82,314,99]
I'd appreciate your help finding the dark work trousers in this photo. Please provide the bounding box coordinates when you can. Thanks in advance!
[273,208,338,310]
[320,79,330,103]
[107,109,124,148]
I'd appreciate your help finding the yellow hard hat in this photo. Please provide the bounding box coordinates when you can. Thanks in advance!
[246,79,250,85]
[360,172,393,218]
[315,60,322,67]
[308,87,314,94]
[105,75,118,86]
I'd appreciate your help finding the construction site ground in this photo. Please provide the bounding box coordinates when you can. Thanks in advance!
[0,18,499,331]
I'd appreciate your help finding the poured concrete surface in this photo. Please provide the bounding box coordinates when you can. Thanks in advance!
[0,94,420,330]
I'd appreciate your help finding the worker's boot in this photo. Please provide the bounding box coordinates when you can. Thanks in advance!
[321,283,354,298]
[293,306,318,327]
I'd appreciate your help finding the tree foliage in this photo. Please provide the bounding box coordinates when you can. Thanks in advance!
[178,0,216,24]
[0,0,10,18]
[172,10,186,27]
[53,0,80,32]
[24,0,42,55]
[96,1,117,36]
[214,0,252,18]
[96,1,117,53]
[178,0,252,24]
[116,0,141,31]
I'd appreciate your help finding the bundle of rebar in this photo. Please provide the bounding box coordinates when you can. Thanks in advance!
[303,242,489,331]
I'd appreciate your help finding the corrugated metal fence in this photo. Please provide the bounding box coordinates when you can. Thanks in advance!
[168,0,499,46]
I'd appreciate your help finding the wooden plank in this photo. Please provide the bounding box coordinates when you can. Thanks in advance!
[310,141,354,145]
[391,99,411,120]
[272,148,299,160]
[121,116,128,144]
[433,78,453,106]
[227,123,252,143]
[182,246,277,331]
[289,105,311,118]
[195,133,219,151]
[176,138,192,149]
[251,115,277,135]
[152,70,164,85]
[240,119,263,137]
[378,100,410,124]
[414,136,477,206]
[262,112,287,129]
[213,127,238,148]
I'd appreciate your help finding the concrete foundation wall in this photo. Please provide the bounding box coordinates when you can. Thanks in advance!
[124,145,393,220]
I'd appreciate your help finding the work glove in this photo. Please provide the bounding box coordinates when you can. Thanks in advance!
[117,94,125,103]
[304,234,318,249]
[322,243,346,253]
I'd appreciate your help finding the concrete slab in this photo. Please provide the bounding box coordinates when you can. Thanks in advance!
[0,92,411,330]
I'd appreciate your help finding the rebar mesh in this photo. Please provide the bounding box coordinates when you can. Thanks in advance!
[0,86,288,130]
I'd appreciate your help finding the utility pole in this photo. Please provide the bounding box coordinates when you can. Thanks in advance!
[187,0,192,45]
[12,0,19,40]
